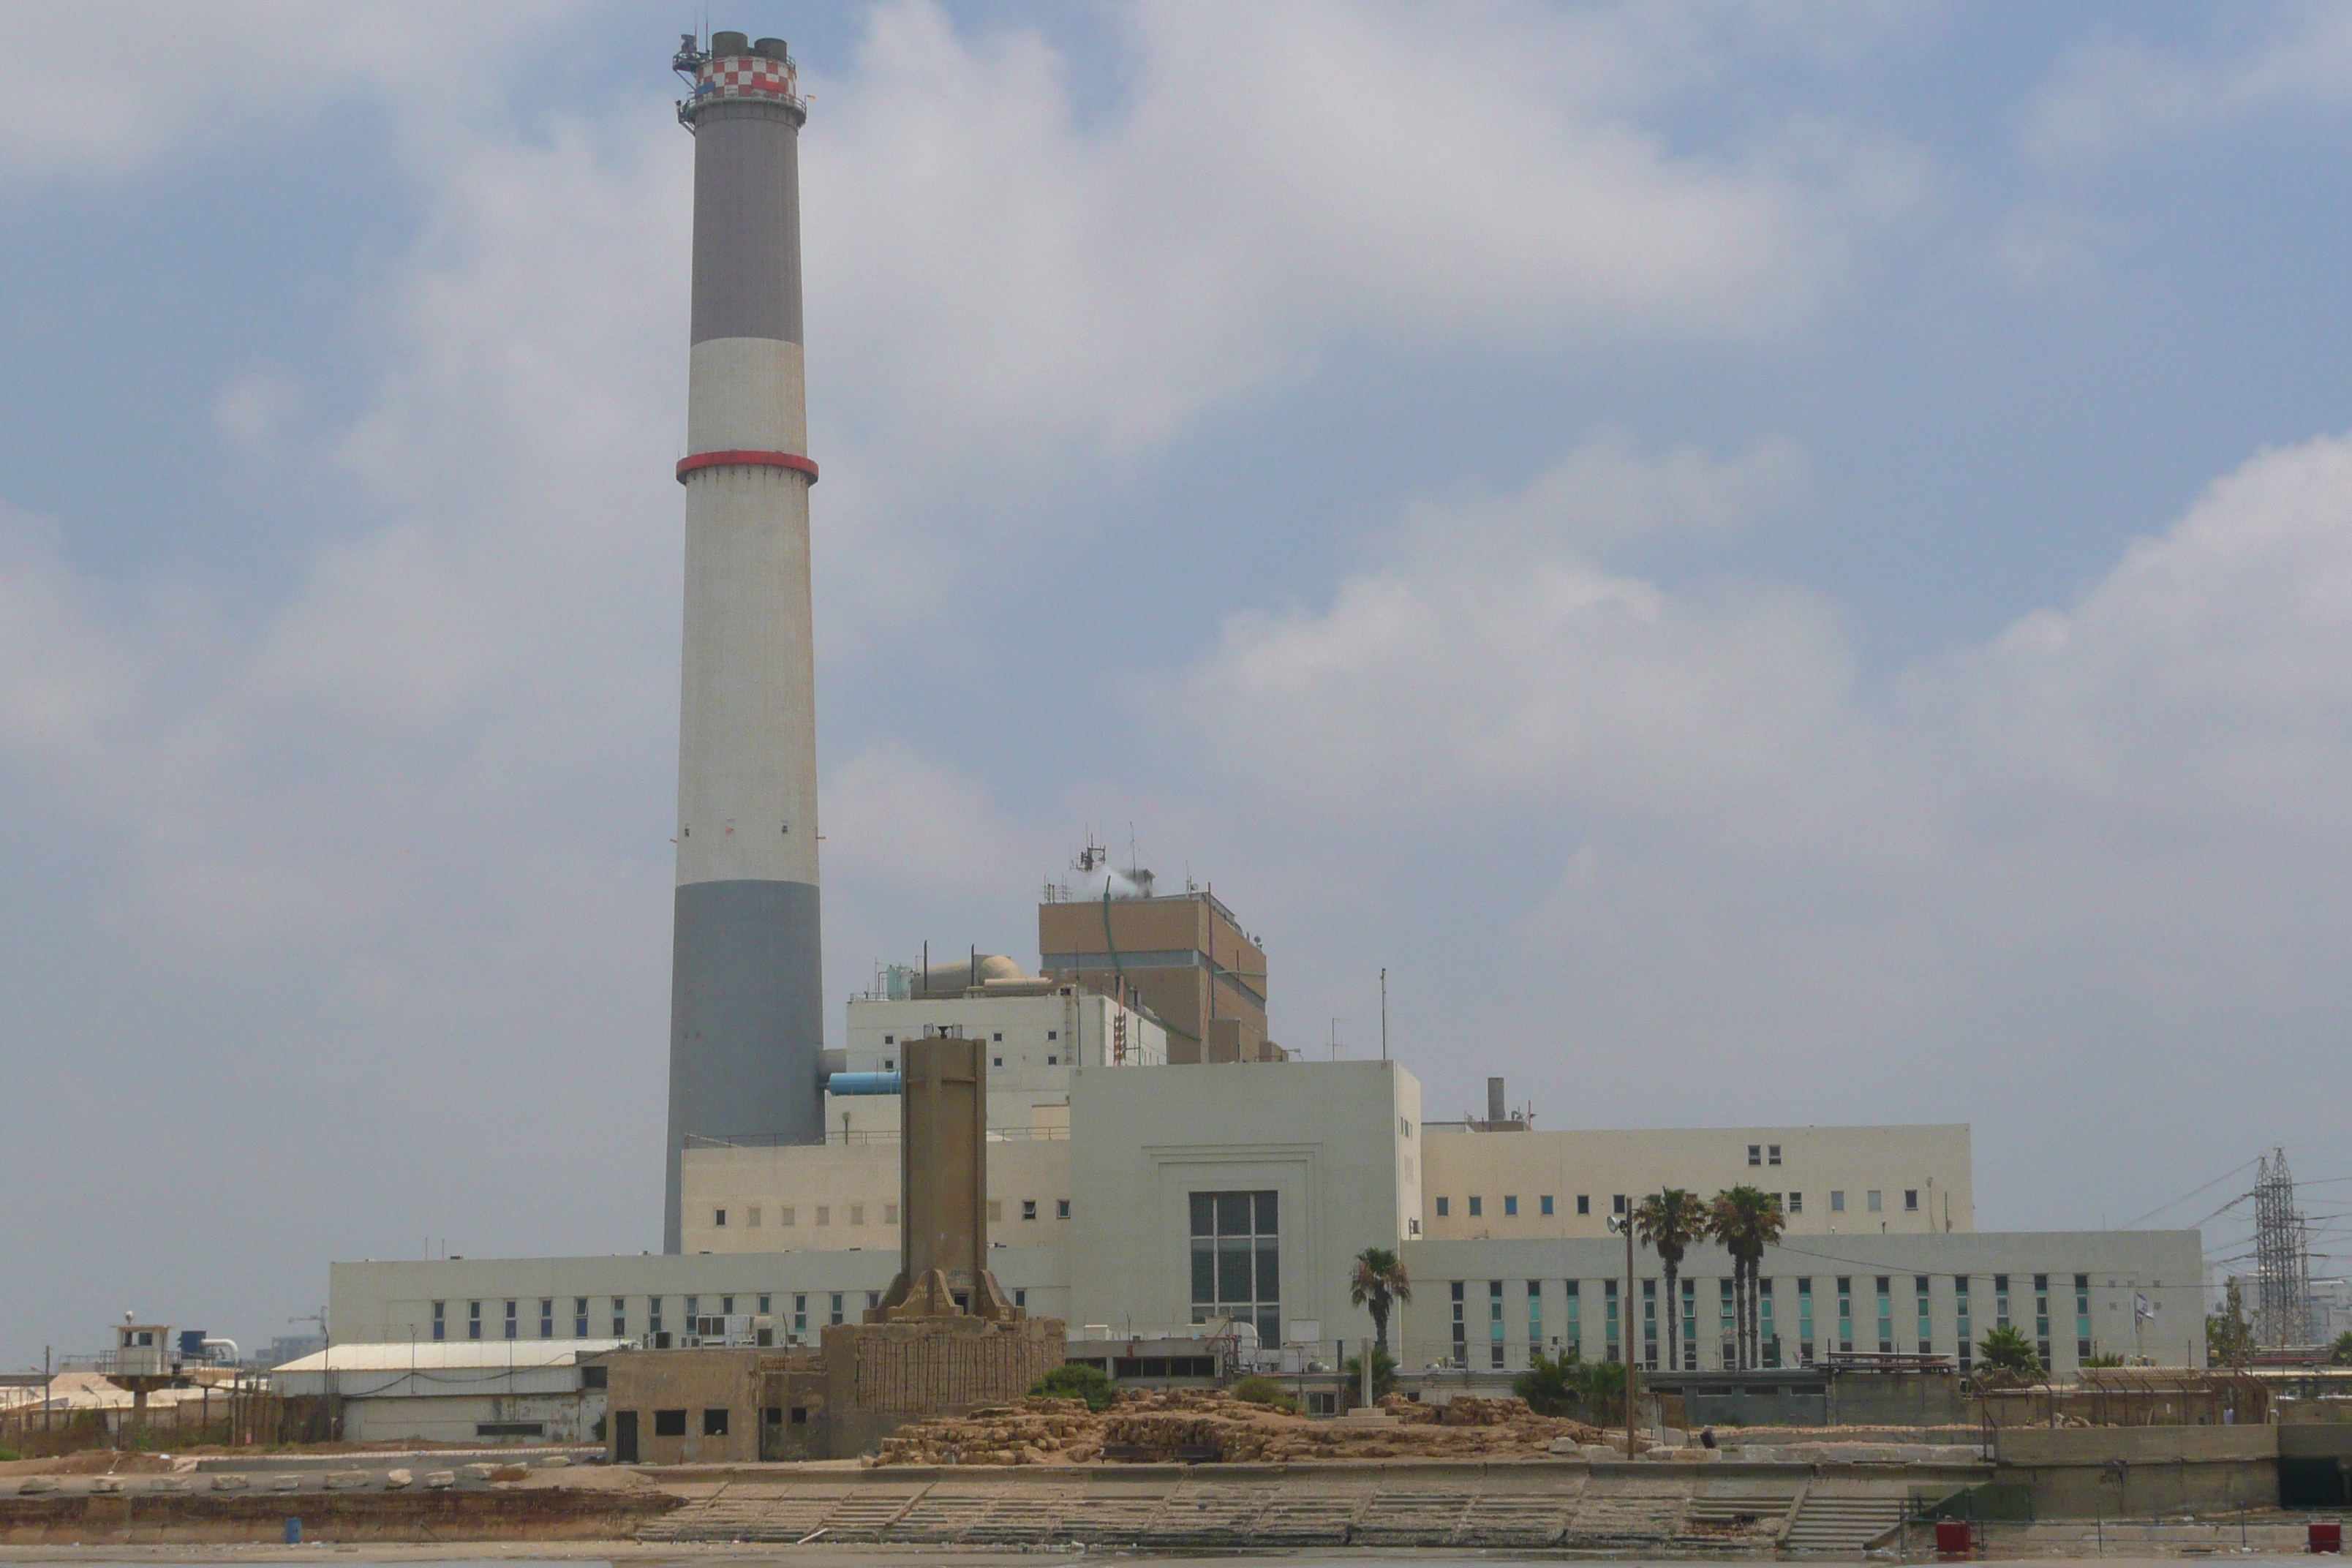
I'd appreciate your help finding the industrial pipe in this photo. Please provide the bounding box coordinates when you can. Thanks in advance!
[826,1072,902,1096]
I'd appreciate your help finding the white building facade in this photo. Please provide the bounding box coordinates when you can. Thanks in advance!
[326,992,2205,1380]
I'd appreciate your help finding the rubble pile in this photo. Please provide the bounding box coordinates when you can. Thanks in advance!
[870,1397,1106,1467]
[870,1388,1608,1467]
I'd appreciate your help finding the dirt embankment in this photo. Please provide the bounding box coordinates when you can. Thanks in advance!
[0,1452,177,1479]
[873,1390,1608,1466]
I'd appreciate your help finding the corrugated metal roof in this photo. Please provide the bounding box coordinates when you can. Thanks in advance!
[271,1340,625,1375]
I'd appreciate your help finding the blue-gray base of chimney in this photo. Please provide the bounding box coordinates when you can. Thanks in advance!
[663,876,825,1253]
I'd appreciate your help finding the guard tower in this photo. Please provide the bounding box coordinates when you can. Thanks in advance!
[106,1320,186,1435]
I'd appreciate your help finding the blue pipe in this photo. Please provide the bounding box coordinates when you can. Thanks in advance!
[827,1071,901,1096]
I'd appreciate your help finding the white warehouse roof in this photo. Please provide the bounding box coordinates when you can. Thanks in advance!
[271,1340,625,1399]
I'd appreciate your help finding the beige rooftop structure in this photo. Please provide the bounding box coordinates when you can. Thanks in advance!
[1039,847,1276,1063]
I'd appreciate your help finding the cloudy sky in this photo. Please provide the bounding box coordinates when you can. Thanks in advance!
[6,0,2352,1365]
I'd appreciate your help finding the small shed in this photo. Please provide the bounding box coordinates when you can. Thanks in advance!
[269,1340,624,1444]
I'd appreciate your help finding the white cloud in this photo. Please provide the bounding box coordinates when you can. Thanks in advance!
[803,0,1921,527]
[213,366,303,453]
[1176,433,1838,821]
[1158,426,2352,1223]
[0,1,579,184]
[2024,7,2352,167]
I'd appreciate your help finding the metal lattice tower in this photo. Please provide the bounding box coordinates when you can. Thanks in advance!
[2254,1147,2313,1347]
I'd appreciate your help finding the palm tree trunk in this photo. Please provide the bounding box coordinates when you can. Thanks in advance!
[1744,1259,1757,1369]
[1734,1258,1746,1371]
[1745,1259,1757,1368]
[1662,1264,1676,1371]
[1734,1263,1747,1371]
[1737,1259,1749,1370]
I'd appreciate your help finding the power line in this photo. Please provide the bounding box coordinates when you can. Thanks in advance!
[2118,1158,2261,1229]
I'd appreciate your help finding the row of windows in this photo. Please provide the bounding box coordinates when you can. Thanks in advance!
[429,1288,1036,1343]
[710,1197,1074,1229]
[868,1051,1068,1071]
[878,1030,1059,1045]
[1442,1273,2108,1371]
[1431,1188,1923,1220]
[873,1030,1063,1071]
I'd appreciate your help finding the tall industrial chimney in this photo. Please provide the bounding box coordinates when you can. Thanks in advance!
[663,31,825,1251]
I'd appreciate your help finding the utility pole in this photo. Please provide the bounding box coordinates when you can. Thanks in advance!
[1618,1210,1639,1458]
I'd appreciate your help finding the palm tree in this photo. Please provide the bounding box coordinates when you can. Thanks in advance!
[1632,1189,1708,1371]
[1975,1323,2043,1384]
[1349,1247,1413,1362]
[1708,1186,1787,1369]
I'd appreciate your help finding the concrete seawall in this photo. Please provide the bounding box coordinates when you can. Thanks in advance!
[1994,1424,2279,1517]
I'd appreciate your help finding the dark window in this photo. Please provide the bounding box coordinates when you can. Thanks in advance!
[653,1409,687,1438]
[1540,1195,1554,1215]
[1468,1195,1482,1216]
[703,1408,730,1436]
[581,1364,608,1389]
[790,1406,808,1425]
[1503,1195,1518,1216]
[1577,1195,1591,1215]
[1436,1196,1450,1216]
[476,1420,545,1437]
[1057,1199,1070,1218]
[1189,1188,1280,1346]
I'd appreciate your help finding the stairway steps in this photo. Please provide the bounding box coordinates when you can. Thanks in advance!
[1055,1493,1167,1543]
[639,1491,840,1543]
[1354,1491,1476,1544]
[961,1490,1082,1544]
[1138,1484,1276,1545]
[1250,1494,1365,1544]
[1452,1494,1576,1546]
[1785,1496,1907,1552]
[810,1490,921,1541]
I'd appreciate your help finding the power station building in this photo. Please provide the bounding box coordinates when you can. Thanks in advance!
[332,870,2206,1384]
[313,31,2212,1428]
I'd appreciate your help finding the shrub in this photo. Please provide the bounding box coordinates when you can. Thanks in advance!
[0,1447,18,1463]
[1231,1376,1297,1411]
[1512,1350,1624,1423]
[1030,1363,1114,1411]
